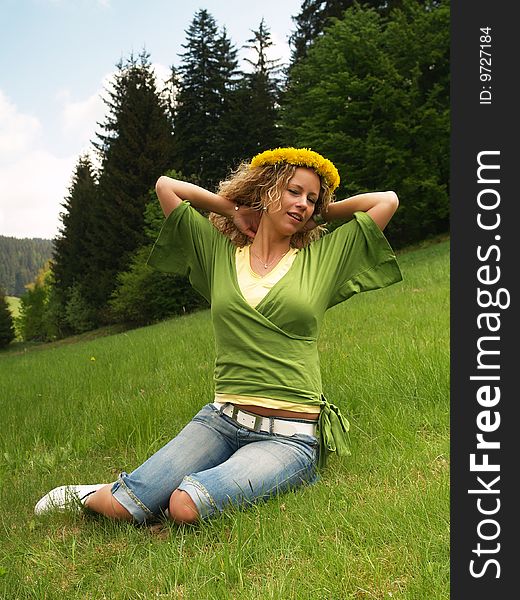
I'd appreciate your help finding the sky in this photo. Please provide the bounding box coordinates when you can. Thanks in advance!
[0,0,303,239]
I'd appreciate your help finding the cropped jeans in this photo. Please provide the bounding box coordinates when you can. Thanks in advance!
[111,403,320,522]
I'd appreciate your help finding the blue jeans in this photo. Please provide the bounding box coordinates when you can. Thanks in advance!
[111,403,320,522]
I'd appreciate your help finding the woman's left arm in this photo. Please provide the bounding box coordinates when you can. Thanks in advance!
[322,191,399,231]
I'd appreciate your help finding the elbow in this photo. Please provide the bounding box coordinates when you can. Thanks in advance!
[386,191,399,213]
[155,175,168,195]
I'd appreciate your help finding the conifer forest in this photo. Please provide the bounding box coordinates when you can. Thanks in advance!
[4,1,449,344]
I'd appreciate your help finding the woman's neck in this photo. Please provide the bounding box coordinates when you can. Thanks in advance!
[250,220,291,260]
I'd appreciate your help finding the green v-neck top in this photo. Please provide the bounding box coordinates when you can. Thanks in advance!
[147,201,403,466]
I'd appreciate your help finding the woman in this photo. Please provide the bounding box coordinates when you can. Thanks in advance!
[35,147,402,524]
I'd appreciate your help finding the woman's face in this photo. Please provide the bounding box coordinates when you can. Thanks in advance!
[265,167,321,236]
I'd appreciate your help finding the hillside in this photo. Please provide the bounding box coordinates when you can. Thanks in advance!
[0,240,449,597]
[0,235,54,296]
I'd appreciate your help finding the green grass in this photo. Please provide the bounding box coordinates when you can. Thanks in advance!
[0,240,449,599]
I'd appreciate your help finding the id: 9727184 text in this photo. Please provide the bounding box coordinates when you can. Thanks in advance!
[480,27,492,105]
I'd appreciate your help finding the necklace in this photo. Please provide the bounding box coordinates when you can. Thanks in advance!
[250,247,290,270]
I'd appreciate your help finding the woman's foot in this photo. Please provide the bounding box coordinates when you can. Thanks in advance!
[34,484,106,515]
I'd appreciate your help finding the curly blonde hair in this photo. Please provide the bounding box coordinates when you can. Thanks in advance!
[209,161,335,248]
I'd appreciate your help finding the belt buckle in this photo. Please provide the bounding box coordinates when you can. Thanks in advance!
[232,406,263,432]
[253,414,263,432]
[245,412,263,432]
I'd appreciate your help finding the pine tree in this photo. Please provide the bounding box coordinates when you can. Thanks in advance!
[85,50,175,313]
[51,155,98,333]
[0,289,15,348]
[173,10,239,187]
[51,154,98,331]
[223,18,283,161]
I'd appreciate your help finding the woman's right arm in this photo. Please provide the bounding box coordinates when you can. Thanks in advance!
[155,176,260,239]
[155,176,235,218]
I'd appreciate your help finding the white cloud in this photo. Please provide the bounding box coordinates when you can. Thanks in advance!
[0,90,76,239]
[56,71,115,149]
[59,88,105,142]
[0,90,42,161]
[0,149,76,239]
[151,62,172,89]
[0,65,174,239]
[269,31,291,67]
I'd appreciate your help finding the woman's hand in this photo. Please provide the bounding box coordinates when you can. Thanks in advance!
[232,205,262,239]
[302,216,319,232]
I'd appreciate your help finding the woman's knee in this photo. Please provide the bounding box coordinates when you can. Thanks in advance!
[168,489,199,524]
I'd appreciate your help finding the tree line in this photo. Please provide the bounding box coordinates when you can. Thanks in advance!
[0,236,53,296]
[5,0,449,347]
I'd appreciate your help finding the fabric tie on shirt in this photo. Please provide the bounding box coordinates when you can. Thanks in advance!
[317,395,351,468]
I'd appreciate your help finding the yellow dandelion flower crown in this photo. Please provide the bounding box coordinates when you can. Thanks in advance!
[250,147,340,192]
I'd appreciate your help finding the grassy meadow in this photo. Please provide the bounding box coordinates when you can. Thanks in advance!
[0,239,450,600]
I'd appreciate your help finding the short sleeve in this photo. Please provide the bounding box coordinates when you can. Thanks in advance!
[146,201,220,302]
[315,211,403,308]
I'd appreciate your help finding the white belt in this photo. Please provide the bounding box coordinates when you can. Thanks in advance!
[213,402,317,437]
